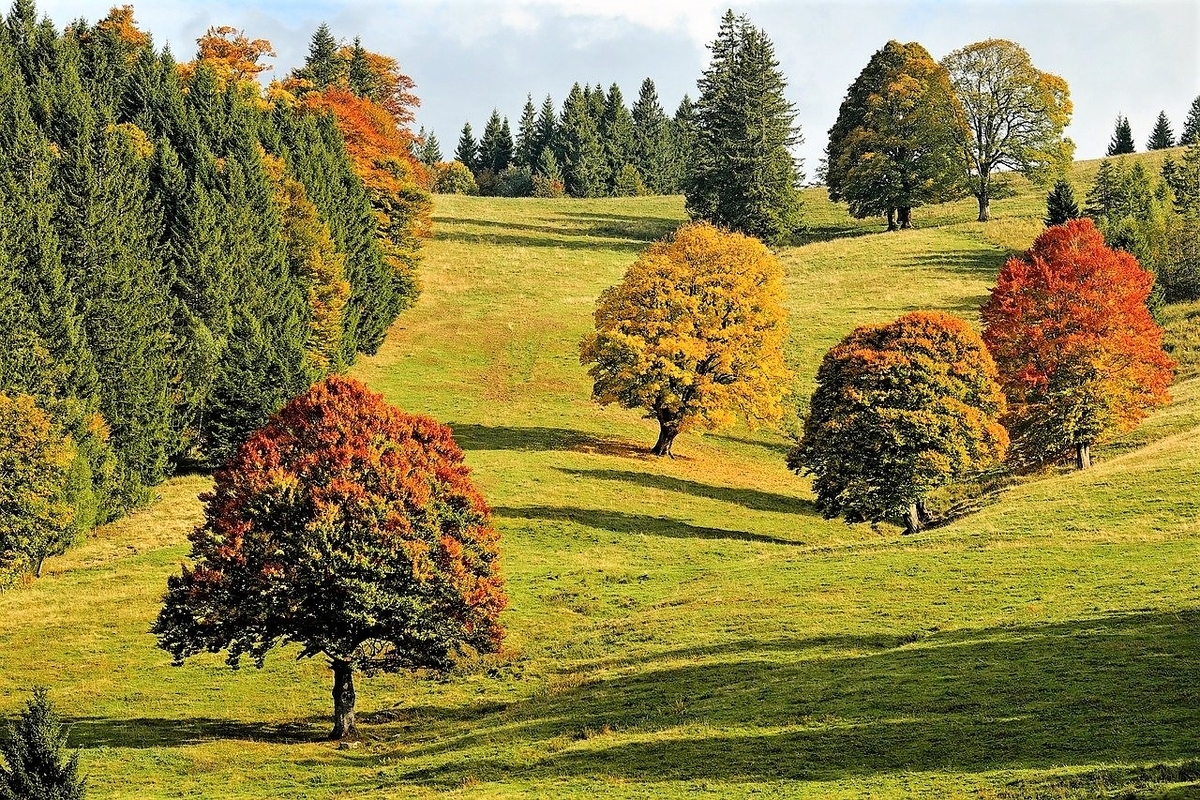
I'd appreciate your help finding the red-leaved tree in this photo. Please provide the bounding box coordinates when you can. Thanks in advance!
[981,218,1174,469]
[153,376,507,740]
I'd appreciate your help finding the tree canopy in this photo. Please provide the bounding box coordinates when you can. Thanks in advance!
[1107,114,1135,155]
[790,312,1008,533]
[154,376,507,740]
[942,39,1073,221]
[580,223,791,457]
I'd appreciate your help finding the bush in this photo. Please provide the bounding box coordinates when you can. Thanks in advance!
[532,174,565,198]
[433,161,478,195]
[0,687,86,800]
[612,164,647,197]
[498,165,534,197]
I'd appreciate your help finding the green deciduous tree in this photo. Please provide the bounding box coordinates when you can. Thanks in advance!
[942,39,1073,222]
[825,40,967,230]
[686,12,804,244]
[581,223,791,456]
[1107,114,1135,155]
[790,312,1008,533]
[154,376,507,740]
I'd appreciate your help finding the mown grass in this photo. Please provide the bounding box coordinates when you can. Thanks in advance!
[1,151,1197,798]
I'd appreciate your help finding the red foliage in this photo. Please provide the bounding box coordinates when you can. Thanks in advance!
[981,218,1174,462]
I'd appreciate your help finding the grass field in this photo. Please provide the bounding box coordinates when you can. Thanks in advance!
[2,151,1198,798]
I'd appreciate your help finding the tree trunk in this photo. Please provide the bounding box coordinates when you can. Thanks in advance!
[1075,442,1092,471]
[916,499,930,524]
[904,503,923,534]
[886,207,897,231]
[977,194,990,222]
[898,206,912,229]
[652,419,680,458]
[330,659,358,741]
[34,557,43,578]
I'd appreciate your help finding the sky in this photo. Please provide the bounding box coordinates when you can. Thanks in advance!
[36,0,1200,174]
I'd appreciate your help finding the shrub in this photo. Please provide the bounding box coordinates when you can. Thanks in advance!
[433,161,478,195]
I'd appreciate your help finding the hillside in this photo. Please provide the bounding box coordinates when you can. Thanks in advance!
[1,150,1198,798]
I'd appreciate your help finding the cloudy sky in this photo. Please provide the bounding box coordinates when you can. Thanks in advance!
[37,0,1200,173]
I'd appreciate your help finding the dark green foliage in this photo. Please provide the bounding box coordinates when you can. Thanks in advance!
[455,121,478,172]
[613,163,646,197]
[1107,114,1135,156]
[498,165,534,197]
[631,78,672,194]
[1045,178,1080,226]
[418,128,442,168]
[514,95,538,169]
[478,109,513,175]
[1147,111,1175,151]
[534,94,558,167]
[298,23,343,90]
[600,83,634,194]
[0,687,85,800]
[346,38,376,100]
[1181,96,1200,146]
[560,83,606,198]
[685,12,804,244]
[669,95,697,194]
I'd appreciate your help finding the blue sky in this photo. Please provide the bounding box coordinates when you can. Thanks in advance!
[36,0,1200,173]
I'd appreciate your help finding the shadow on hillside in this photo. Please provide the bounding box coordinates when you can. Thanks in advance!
[492,505,802,546]
[791,222,879,246]
[910,249,1006,279]
[380,609,1199,787]
[559,468,818,517]
[707,432,794,458]
[447,423,648,459]
[65,715,327,749]
[557,211,681,242]
[437,213,679,251]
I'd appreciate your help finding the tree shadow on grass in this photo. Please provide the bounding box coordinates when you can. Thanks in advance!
[909,248,1006,279]
[385,610,1200,787]
[555,212,682,242]
[558,468,818,517]
[447,423,648,460]
[491,505,803,546]
[64,715,327,749]
[436,227,649,253]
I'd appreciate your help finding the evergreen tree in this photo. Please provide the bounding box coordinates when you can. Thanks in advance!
[477,109,512,175]
[1107,114,1135,155]
[1181,96,1200,146]
[0,688,85,800]
[1045,178,1080,226]
[559,82,606,198]
[299,23,343,90]
[599,83,634,193]
[419,129,442,168]
[514,94,538,169]
[347,37,377,100]
[631,78,672,194]
[686,12,804,245]
[455,121,478,172]
[669,94,697,194]
[534,94,558,165]
[1147,110,1175,150]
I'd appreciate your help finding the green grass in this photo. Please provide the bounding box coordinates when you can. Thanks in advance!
[2,152,1198,798]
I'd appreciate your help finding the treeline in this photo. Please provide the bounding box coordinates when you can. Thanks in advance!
[1106,97,1200,155]
[0,2,428,579]
[422,78,696,198]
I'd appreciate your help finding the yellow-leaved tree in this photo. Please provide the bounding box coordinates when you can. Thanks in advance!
[580,223,791,456]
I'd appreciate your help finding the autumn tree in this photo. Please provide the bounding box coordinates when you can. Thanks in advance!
[154,376,507,740]
[825,40,967,230]
[981,218,1174,469]
[790,312,1008,533]
[942,39,1073,221]
[1107,114,1135,155]
[0,394,75,579]
[580,223,791,456]
[686,12,804,244]
[186,26,275,87]
[1147,111,1175,150]
[1044,178,1080,226]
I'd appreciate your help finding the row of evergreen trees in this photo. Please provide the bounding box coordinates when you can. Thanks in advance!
[424,78,696,198]
[0,3,423,546]
[1107,97,1200,155]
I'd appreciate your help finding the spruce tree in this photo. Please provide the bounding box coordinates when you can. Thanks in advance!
[686,12,804,245]
[300,23,343,90]
[1044,178,1080,226]
[347,38,377,100]
[419,130,442,168]
[534,94,558,165]
[0,688,85,800]
[477,109,512,175]
[599,83,634,194]
[559,83,606,198]
[631,78,672,194]
[669,95,697,194]
[455,121,478,172]
[1107,114,1135,155]
[514,94,538,169]
[1182,96,1200,146]
[1146,110,1175,150]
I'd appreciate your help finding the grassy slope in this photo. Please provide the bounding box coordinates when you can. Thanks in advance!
[1,151,1198,799]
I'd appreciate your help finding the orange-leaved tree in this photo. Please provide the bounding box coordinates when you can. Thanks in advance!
[153,376,507,740]
[790,312,1008,533]
[981,218,1174,469]
[580,222,791,456]
[181,25,276,88]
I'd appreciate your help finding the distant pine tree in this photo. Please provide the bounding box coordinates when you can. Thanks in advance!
[669,94,697,194]
[0,688,86,800]
[534,94,558,164]
[1146,111,1175,150]
[599,83,634,194]
[347,38,377,100]
[477,109,513,177]
[631,78,672,194]
[299,23,343,90]
[1044,179,1080,226]
[1179,96,1200,146]
[514,94,538,169]
[1107,114,1135,155]
[455,122,478,172]
[419,130,442,168]
[559,83,606,198]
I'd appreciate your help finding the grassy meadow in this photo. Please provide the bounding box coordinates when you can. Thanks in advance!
[2,150,1198,798]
